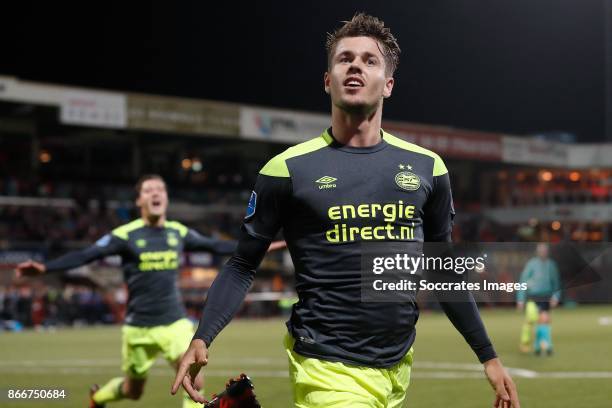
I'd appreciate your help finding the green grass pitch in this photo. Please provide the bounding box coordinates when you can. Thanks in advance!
[1,305,611,407]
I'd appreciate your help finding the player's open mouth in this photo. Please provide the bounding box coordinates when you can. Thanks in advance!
[152,200,161,208]
[343,77,364,88]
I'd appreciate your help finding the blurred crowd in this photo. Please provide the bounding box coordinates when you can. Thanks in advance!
[0,284,123,331]
[0,176,249,205]
[0,176,248,244]
[1,277,288,331]
[1,206,124,243]
[489,170,612,207]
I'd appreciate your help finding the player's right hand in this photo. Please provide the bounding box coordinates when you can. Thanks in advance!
[171,339,209,403]
[515,302,524,311]
[14,260,46,278]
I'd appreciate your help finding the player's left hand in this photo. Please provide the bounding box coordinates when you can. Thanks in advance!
[483,358,520,408]
[550,297,559,308]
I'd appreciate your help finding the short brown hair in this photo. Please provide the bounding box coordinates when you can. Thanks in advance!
[326,13,401,75]
[134,174,165,195]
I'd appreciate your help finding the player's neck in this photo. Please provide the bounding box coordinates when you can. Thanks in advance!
[331,104,383,147]
[142,214,166,227]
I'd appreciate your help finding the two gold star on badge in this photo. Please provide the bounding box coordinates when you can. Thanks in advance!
[398,164,412,170]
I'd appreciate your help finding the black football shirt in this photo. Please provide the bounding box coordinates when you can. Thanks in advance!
[243,128,454,367]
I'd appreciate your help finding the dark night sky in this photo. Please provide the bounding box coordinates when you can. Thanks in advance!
[2,1,607,141]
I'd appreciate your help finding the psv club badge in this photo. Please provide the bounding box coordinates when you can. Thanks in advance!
[395,164,421,191]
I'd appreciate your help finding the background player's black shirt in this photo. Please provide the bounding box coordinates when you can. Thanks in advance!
[244,129,455,367]
[45,219,236,327]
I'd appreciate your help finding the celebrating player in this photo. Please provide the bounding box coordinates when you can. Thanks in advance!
[15,174,284,408]
[173,14,520,408]
[517,243,561,355]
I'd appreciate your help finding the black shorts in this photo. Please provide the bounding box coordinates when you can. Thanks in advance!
[534,300,551,312]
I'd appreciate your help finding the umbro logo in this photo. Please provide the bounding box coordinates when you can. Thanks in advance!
[315,176,337,190]
[316,176,337,184]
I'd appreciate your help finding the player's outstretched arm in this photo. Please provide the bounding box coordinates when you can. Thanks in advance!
[14,234,123,279]
[484,358,520,408]
[423,165,520,406]
[437,294,520,407]
[184,228,238,255]
[185,227,286,256]
[171,231,269,401]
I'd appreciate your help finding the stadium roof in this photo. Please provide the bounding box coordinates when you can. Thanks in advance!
[1,75,611,168]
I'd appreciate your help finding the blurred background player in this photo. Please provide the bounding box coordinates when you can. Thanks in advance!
[15,174,284,408]
[517,243,561,355]
[174,14,519,408]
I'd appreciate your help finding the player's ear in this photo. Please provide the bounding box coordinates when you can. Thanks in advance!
[324,72,330,94]
[383,76,394,98]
